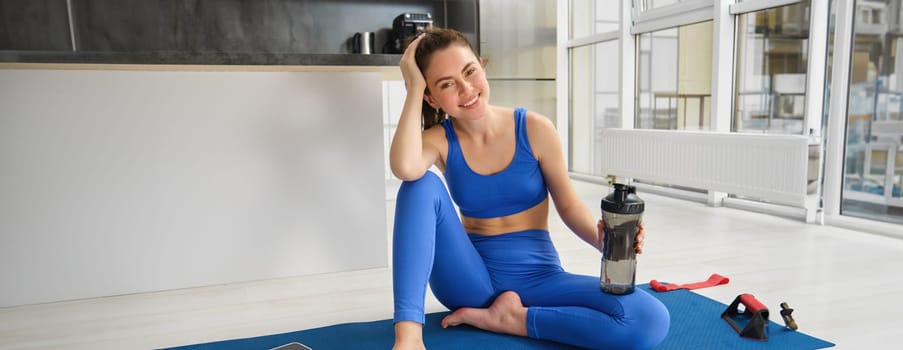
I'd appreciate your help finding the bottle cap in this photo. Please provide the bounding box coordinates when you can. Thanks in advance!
[601,183,645,215]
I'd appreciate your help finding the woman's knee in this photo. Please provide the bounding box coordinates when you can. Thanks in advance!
[397,171,445,198]
[579,291,670,350]
[621,292,670,349]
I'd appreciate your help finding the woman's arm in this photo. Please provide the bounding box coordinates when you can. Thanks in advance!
[389,35,440,181]
[529,112,646,253]
[528,112,601,250]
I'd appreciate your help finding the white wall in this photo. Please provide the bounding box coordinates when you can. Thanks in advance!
[0,69,387,307]
[383,80,405,182]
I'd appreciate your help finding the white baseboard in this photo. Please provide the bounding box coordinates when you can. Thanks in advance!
[823,215,903,239]
[631,182,709,204]
[723,197,807,221]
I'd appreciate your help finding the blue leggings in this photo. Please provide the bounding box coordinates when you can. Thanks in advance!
[392,172,670,350]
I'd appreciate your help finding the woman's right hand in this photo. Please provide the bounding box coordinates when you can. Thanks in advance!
[596,219,606,252]
[400,34,427,93]
[390,33,437,181]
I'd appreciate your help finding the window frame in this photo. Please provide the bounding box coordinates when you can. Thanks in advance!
[633,0,714,35]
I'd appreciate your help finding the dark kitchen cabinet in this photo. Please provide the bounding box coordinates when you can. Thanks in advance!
[0,0,479,65]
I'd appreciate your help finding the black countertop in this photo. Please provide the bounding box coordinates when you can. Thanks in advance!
[0,51,402,66]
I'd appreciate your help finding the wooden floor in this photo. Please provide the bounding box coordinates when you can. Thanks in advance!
[1,179,900,350]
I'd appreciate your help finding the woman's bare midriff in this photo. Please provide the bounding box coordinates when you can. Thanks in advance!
[461,198,550,236]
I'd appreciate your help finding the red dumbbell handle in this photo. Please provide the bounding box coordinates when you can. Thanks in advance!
[738,293,767,313]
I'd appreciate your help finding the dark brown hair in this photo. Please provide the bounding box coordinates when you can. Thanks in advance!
[403,27,481,130]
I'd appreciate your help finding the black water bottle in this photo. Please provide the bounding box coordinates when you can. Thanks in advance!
[600,183,644,295]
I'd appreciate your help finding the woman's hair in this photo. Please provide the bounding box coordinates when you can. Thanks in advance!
[403,27,482,130]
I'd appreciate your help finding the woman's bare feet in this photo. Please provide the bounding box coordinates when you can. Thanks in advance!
[393,321,426,350]
[440,291,528,336]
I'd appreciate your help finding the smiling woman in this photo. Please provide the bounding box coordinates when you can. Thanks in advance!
[387,27,668,350]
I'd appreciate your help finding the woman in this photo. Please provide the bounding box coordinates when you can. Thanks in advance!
[389,27,669,350]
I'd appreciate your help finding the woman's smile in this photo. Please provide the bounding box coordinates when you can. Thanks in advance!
[461,93,481,109]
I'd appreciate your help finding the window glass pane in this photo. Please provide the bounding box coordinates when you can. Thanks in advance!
[570,0,619,39]
[841,0,903,224]
[870,149,888,176]
[733,1,811,134]
[636,22,712,130]
[570,40,620,175]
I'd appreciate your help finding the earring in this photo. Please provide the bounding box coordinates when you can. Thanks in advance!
[436,107,441,117]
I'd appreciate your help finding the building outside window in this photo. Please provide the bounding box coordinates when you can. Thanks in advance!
[636,21,713,130]
[733,1,811,134]
[841,0,903,224]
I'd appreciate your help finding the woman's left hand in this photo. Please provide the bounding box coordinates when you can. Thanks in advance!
[596,220,645,254]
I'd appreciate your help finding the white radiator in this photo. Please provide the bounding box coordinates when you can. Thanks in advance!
[599,129,811,207]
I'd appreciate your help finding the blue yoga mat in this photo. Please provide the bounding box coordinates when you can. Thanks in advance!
[165,284,834,350]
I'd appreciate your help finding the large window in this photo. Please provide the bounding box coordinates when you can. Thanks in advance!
[733,1,812,134]
[565,0,901,232]
[841,0,903,224]
[636,21,713,130]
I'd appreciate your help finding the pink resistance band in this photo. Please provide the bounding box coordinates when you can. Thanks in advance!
[649,273,730,292]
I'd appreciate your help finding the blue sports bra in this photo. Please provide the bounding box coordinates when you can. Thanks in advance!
[441,108,548,219]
